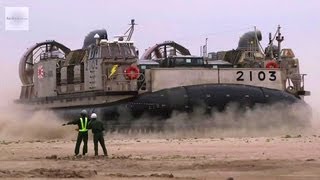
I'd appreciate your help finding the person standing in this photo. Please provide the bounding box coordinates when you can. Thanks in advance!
[88,113,108,156]
[63,110,90,156]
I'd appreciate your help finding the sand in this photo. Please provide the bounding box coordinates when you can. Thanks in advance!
[0,97,318,179]
[1,134,320,179]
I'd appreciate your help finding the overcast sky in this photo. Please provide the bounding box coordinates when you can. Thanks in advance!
[0,0,319,106]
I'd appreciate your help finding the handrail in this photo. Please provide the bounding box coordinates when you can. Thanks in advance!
[103,73,145,83]
[39,51,66,60]
[104,73,143,84]
[286,73,306,92]
[103,73,145,92]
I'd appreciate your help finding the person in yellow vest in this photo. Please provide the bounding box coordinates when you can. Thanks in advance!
[63,110,90,156]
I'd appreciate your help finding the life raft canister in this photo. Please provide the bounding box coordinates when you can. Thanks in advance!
[124,66,140,80]
[265,61,279,68]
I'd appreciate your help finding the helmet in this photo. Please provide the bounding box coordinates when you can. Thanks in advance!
[80,109,88,116]
[90,113,97,119]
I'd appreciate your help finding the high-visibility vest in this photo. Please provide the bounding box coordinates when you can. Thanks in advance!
[79,117,88,132]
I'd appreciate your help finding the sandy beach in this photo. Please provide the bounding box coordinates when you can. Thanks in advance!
[1,133,320,179]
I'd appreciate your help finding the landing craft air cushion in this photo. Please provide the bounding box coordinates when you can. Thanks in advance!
[16,20,310,130]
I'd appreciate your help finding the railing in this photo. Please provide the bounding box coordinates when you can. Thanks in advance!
[286,73,306,92]
[39,51,65,60]
[103,73,145,91]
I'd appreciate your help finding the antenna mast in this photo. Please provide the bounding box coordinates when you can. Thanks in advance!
[269,32,274,59]
[275,25,284,60]
[203,38,208,57]
[124,19,137,41]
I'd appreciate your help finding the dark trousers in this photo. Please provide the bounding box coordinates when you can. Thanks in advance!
[75,132,88,155]
[93,132,108,156]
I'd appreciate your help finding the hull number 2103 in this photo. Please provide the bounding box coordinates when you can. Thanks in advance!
[236,71,277,81]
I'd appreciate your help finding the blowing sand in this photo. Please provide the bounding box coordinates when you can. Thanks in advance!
[1,135,320,179]
[0,98,319,179]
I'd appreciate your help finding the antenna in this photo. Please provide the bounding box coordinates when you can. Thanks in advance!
[124,19,137,41]
[268,32,274,59]
[275,25,284,60]
[268,33,272,44]
[202,38,208,57]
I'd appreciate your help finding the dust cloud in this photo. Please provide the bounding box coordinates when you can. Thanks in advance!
[113,101,313,139]
[0,84,316,141]
[0,102,74,141]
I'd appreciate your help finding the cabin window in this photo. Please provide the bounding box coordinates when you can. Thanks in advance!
[89,49,94,59]
[175,58,185,64]
[195,58,204,64]
[101,46,110,58]
[67,65,74,84]
[109,44,120,58]
[130,46,137,57]
[56,68,61,86]
[120,44,131,58]
[89,47,99,59]
[94,48,99,58]
[80,63,84,83]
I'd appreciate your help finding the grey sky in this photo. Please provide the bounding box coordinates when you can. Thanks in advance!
[0,0,319,105]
